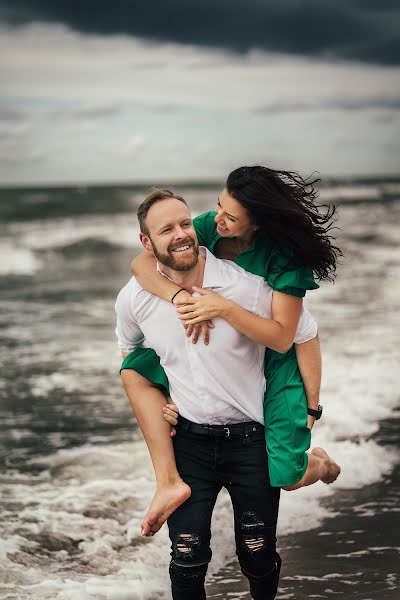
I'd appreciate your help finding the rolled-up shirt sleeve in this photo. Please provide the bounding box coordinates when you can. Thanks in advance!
[293,307,318,344]
[115,284,145,353]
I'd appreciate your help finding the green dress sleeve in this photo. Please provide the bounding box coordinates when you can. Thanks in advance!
[120,347,169,393]
[193,211,218,249]
[265,246,319,298]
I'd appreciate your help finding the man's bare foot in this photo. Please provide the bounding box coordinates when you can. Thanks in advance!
[141,480,191,536]
[311,447,341,484]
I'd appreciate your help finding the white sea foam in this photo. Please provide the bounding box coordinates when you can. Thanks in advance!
[0,441,235,599]
[0,243,42,276]
[2,417,397,598]
[29,373,82,397]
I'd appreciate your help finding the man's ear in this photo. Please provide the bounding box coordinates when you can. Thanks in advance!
[140,232,153,253]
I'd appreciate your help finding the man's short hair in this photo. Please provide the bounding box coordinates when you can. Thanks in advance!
[137,188,188,235]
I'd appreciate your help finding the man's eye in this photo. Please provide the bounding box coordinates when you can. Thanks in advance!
[228,217,236,222]
[182,222,192,227]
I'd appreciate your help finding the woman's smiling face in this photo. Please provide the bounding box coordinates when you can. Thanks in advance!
[214,188,255,240]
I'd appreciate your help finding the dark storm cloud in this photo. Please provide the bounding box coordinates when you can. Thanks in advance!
[1,0,399,66]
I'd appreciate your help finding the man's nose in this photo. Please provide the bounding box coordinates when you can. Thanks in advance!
[174,225,186,238]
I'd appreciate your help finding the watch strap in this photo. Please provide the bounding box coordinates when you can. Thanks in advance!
[307,405,323,420]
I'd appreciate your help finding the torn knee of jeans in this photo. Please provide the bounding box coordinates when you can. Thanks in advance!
[240,511,267,553]
[174,533,201,559]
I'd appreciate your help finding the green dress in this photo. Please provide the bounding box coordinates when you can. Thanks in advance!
[121,211,319,487]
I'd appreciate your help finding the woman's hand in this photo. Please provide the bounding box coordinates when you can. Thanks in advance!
[175,287,233,325]
[163,403,180,437]
[174,290,215,344]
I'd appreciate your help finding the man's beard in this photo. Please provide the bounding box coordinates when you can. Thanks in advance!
[150,237,199,271]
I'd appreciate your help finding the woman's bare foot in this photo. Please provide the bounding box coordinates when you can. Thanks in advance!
[311,447,341,484]
[141,480,191,536]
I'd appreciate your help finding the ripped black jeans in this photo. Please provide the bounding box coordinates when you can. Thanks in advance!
[168,421,281,600]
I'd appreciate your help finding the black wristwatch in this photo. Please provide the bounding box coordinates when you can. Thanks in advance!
[307,405,323,420]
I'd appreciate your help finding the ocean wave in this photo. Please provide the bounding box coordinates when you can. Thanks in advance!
[319,182,400,205]
[50,237,124,256]
[6,213,141,252]
[0,187,146,223]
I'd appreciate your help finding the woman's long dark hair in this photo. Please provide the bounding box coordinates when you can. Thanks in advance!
[226,166,342,282]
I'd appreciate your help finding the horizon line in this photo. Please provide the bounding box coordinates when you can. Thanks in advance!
[1,172,400,191]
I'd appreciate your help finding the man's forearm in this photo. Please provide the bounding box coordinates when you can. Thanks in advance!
[295,334,321,409]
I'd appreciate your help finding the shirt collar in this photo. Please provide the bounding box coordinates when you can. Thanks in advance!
[156,246,224,289]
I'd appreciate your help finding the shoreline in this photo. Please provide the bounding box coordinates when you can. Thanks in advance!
[206,419,399,599]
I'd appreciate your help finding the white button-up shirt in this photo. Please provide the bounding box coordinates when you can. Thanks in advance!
[115,247,317,425]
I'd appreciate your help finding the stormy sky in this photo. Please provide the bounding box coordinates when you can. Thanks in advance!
[0,1,399,184]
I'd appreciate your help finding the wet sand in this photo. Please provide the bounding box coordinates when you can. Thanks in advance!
[206,419,400,599]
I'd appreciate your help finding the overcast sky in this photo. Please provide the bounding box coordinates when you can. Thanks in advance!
[1,1,399,185]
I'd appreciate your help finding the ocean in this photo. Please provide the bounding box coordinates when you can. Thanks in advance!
[0,178,399,599]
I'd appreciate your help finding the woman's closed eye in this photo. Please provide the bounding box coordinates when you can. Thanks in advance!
[217,199,237,222]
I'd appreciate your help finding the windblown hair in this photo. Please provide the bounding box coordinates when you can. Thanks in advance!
[137,188,187,235]
[226,166,342,282]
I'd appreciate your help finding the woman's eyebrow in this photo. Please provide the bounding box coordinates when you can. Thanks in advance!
[217,197,238,220]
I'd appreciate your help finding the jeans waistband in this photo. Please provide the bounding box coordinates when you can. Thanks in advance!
[177,415,264,438]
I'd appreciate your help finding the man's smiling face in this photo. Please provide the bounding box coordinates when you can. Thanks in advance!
[141,197,199,271]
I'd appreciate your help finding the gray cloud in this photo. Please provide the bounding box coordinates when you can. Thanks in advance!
[0,107,31,139]
[129,60,169,70]
[0,107,28,122]
[0,140,44,164]
[253,97,400,114]
[1,1,399,65]
[50,104,123,120]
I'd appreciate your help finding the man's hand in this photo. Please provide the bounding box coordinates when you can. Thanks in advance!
[163,403,180,437]
[184,321,215,344]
